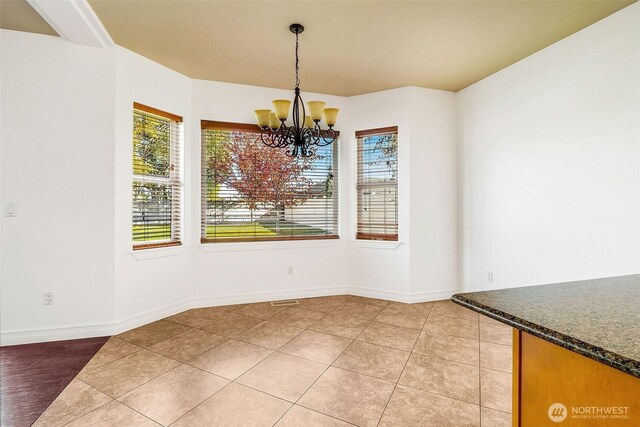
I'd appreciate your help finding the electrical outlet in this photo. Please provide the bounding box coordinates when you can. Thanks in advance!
[288,266,294,275]
[487,272,494,284]
[5,203,17,217]
[43,291,54,305]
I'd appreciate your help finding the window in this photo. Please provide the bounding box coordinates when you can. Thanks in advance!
[201,121,339,242]
[132,103,182,249]
[356,126,398,241]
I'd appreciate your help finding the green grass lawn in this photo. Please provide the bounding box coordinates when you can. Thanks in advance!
[133,224,172,241]
[134,222,276,241]
[206,222,276,238]
[259,221,328,236]
[134,221,327,241]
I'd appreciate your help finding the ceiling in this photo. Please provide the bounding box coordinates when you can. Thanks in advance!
[2,1,635,96]
[0,0,57,37]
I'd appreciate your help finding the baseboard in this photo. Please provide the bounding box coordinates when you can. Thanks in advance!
[190,286,352,309]
[0,285,458,346]
[111,298,192,336]
[349,287,459,303]
[0,299,192,347]
[0,322,114,347]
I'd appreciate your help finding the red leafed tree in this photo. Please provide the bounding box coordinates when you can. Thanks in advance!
[225,134,315,221]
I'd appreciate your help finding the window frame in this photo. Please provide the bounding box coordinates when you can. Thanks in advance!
[355,126,399,242]
[132,102,183,251]
[200,120,340,244]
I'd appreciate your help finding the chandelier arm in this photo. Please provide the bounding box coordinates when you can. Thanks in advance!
[286,143,298,157]
[289,125,298,146]
[317,128,338,146]
[261,131,283,148]
[260,127,287,149]
[259,129,275,147]
[303,129,317,158]
[301,126,313,148]
[274,125,293,149]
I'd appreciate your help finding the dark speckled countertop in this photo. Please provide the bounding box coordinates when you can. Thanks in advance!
[452,275,640,378]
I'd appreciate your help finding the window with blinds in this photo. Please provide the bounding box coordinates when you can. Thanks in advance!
[132,103,182,249]
[201,121,339,242]
[356,126,398,241]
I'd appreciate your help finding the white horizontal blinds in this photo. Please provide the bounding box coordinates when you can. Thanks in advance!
[356,126,398,241]
[201,121,339,242]
[132,103,182,249]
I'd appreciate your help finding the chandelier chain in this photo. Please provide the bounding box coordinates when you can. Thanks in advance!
[295,31,300,89]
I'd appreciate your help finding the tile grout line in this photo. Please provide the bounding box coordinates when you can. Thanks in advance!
[375,304,432,426]
[478,313,483,427]
[336,298,393,426]
[47,379,112,427]
[271,295,369,426]
[167,380,236,426]
[254,295,356,426]
[59,386,162,427]
[377,304,493,423]
[78,345,145,375]
[59,398,113,427]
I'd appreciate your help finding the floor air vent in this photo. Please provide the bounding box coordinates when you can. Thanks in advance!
[270,300,300,307]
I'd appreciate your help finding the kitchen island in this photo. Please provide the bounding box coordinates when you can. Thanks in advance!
[452,275,639,426]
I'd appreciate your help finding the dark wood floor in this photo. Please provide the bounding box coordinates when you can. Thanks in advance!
[0,336,109,427]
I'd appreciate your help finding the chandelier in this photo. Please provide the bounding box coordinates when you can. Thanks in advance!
[254,23,339,158]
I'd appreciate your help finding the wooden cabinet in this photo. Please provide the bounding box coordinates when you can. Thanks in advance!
[513,330,640,426]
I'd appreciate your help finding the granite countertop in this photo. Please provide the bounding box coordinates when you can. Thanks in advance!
[451,275,640,378]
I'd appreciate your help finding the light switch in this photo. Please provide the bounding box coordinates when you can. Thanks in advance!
[5,203,17,217]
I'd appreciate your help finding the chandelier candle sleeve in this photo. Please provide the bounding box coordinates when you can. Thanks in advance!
[269,112,280,130]
[304,116,314,128]
[324,108,339,126]
[273,100,291,120]
[307,101,326,122]
[254,109,271,128]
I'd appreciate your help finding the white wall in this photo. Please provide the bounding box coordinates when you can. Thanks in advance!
[189,80,351,305]
[409,88,458,297]
[457,3,640,291]
[345,87,458,300]
[0,31,116,340]
[113,47,193,323]
[344,88,414,297]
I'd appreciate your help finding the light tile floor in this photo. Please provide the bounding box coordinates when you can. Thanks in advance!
[34,296,513,426]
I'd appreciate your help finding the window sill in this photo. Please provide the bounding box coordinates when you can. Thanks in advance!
[200,238,342,253]
[354,240,403,250]
[129,245,183,260]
